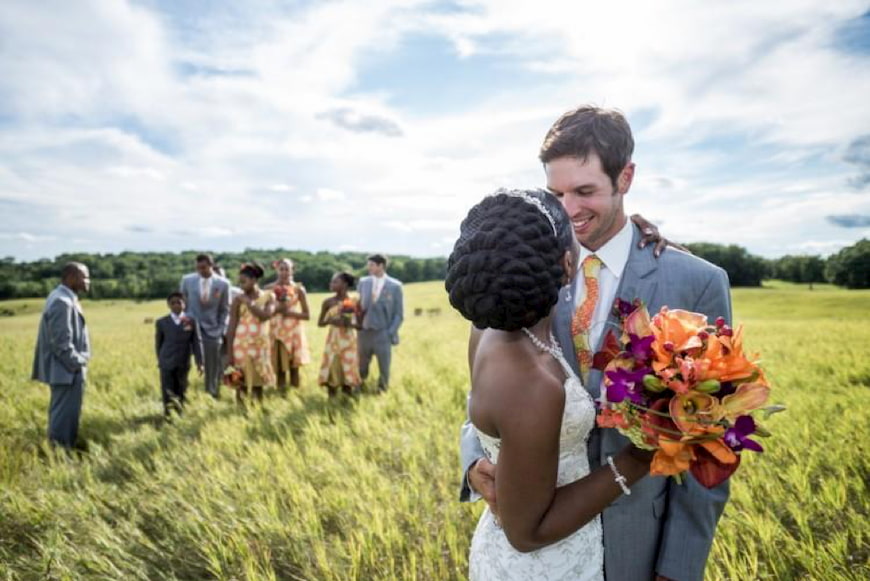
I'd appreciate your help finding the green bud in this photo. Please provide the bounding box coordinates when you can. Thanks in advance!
[695,379,721,393]
[643,375,666,392]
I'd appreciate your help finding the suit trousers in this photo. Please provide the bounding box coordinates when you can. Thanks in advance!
[48,372,84,448]
[160,366,189,413]
[358,329,391,390]
[202,338,223,397]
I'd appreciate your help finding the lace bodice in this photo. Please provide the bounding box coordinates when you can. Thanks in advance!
[469,344,604,581]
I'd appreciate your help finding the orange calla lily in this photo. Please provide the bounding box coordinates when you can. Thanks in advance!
[623,305,654,341]
[715,382,770,421]
[669,391,720,435]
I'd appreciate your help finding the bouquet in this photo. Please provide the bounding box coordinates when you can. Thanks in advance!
[340,297,357,326]
[595,299,783,488]
[273,285,289,303]
[222,365,244,388]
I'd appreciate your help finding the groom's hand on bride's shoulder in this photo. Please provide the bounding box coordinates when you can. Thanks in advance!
[469,458,498,514]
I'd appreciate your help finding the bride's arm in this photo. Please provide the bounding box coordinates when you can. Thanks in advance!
[484,358,651,553]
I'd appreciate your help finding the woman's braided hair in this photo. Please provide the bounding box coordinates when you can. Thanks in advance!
[445,189,574,331]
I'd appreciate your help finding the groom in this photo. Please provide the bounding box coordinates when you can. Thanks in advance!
[460,106,732,581]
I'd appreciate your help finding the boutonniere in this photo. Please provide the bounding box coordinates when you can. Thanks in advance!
[180,315,193,332]
[212,288,221,298]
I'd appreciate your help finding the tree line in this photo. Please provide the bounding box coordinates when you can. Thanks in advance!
[1,238,867,300]
[0,250,447,300]
[683,239,868,288]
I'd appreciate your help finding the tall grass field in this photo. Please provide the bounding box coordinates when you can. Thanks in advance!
[1,281,868,580]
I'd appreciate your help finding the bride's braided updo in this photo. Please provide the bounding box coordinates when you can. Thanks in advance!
[445,189,575,331]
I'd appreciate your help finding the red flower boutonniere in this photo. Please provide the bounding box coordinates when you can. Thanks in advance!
[180,315,193,332]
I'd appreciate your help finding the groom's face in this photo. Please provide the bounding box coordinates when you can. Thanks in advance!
[544,153,631,252]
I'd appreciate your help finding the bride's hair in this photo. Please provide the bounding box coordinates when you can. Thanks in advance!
[445,189,574,331]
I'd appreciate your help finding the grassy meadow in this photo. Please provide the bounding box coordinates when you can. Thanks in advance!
[0,281,868,580]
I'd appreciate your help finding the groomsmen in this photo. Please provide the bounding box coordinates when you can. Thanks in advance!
[180,254,229,398]
[31,262,91,449]
[357,254,404,392]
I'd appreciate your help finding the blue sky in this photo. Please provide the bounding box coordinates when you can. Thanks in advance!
[1,0,868,262]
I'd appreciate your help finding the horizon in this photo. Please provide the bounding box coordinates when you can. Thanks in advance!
[2,1,869,262]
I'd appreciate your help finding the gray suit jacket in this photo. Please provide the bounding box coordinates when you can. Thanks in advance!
[459,224,732,581]
[32,285,91,385]
[179,273,230,341]
[358,275,404,343]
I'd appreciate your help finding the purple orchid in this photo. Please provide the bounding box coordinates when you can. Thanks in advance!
[723,415,764,453]
[627,333,655,362]
[614,298,636,317]
[605,366,651,404]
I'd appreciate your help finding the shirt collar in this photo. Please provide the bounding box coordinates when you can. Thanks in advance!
[170,311,187,324]
[578,218,633,277]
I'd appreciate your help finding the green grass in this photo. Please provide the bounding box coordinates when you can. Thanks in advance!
[0,281,868,580]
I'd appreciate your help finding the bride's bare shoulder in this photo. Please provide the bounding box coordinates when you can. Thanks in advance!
[470,330,565,432]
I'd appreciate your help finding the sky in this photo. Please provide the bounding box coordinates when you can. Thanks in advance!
[1,0,869,262]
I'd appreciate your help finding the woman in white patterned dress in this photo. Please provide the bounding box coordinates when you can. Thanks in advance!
[445,189,653,580]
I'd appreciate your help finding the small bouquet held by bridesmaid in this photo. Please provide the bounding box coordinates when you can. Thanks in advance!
[595,299,783,489]
[340,297,358,326]
[222,365,244,388]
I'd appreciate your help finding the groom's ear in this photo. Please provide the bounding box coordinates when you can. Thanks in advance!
[617,162,636,195]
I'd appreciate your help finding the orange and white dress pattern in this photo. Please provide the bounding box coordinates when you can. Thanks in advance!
[270,283,311,367]
[232,293,276,389]
[318,299,361,388]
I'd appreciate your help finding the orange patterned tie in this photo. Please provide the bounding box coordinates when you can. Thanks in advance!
[572,255,602,383]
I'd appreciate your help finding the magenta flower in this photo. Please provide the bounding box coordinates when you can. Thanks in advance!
[723,415,763,453]
[627,333,655,362]
[605,366,651,404]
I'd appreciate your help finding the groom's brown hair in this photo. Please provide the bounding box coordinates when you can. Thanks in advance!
[539,105,634,189]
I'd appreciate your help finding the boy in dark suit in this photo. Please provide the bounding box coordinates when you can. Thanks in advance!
[155,292,204,418]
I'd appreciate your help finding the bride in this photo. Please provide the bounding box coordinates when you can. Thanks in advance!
[445,189,652,580]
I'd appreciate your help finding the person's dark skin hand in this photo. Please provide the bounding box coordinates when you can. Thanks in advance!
[468,457,498,516]
[631,214,690,257]
[655,576,675,581]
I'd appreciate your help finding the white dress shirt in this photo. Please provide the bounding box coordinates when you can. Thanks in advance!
[200,275,212,303]
[574,219,633,350]
[170,311,187,325]
[372,274,386,302]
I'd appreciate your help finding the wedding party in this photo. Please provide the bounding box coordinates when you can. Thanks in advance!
[2,1,868,580]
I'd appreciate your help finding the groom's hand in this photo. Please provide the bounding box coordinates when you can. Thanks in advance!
[469,458,498,515]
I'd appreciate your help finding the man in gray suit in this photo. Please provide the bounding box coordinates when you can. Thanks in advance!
[32,262,92,449]
[460,106,732,581]
[357,254,404,392]
[180,253,229,399]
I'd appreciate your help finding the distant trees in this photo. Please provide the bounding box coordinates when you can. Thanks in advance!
[1,239,867,300]
[683,243,767,287]
[825,239,870,289]
[0,250,447,300]
[768,255,827,285]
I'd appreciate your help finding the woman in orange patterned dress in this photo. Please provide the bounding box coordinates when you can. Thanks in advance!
[317,272,361,397]
[266,258,311,390]
[226,262,276,403]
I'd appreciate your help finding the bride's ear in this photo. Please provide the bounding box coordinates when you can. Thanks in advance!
[560,249,575,286]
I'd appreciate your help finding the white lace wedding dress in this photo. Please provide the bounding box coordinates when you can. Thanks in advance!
[468,342,604,581]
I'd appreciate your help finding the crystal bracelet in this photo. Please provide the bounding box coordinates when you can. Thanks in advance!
[606,455,631,496]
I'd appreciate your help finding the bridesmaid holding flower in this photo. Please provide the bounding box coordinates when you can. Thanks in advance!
[266,258,311,390]
[317,272,362,397]
[226,262,276,403]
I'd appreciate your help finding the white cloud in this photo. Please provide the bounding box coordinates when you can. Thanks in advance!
[316,188,346,201]
[0,0,867,262]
